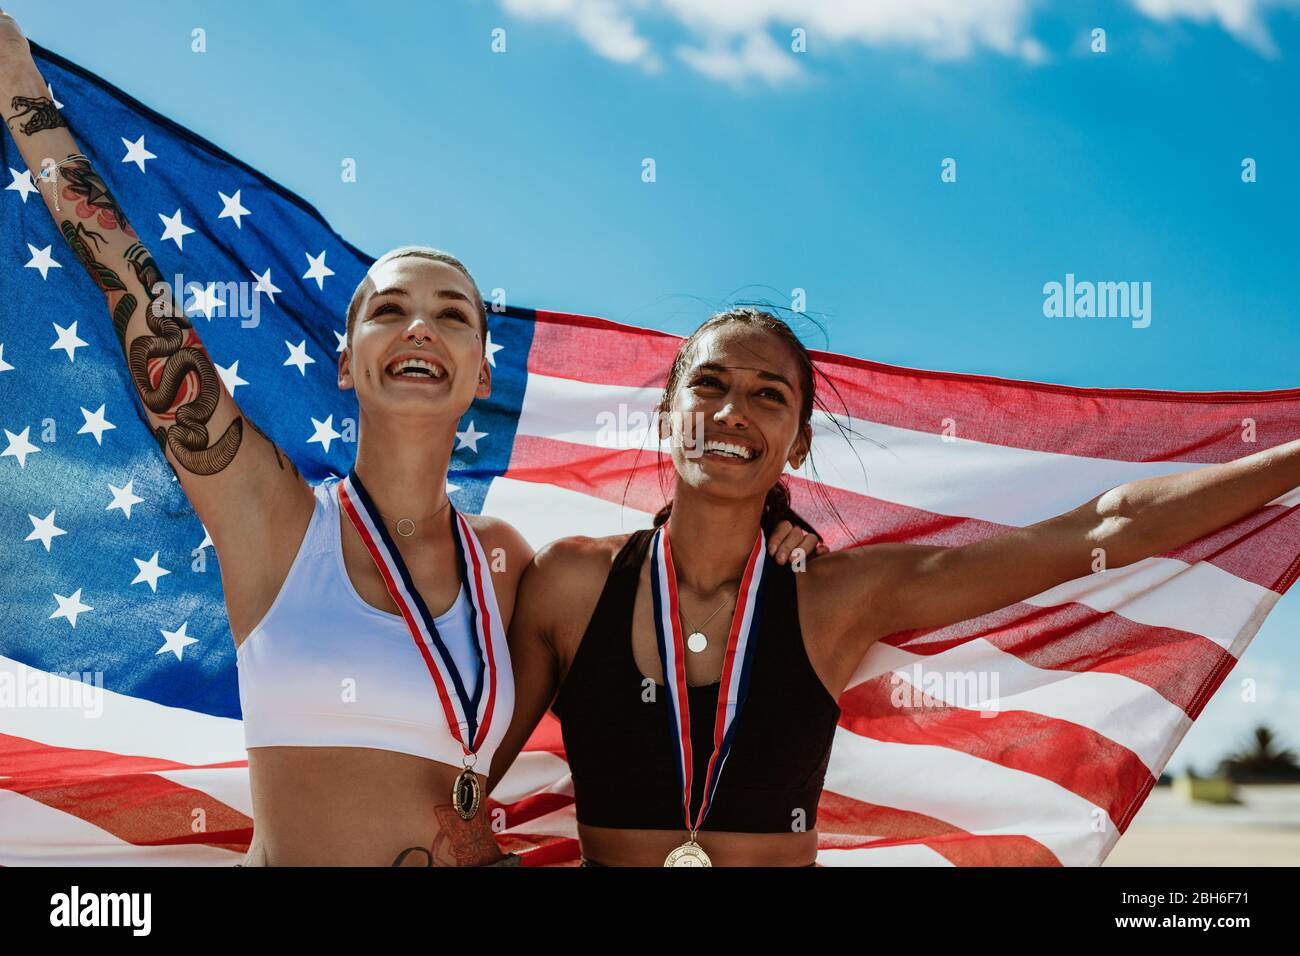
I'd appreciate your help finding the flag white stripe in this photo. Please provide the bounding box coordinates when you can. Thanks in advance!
[517,372,1300,522]
[824,726,1113,866]
[154,767,254,817]
[0,655,246,764]
[492,750,574,805]
[816,844,955,866]
[848,638,1191,772]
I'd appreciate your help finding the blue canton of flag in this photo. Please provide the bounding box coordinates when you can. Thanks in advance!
[1,42,535,720]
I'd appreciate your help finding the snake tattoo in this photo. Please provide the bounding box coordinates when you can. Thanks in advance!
[6,95,66,135]
[121,242,243,475]
[52,151,242,475]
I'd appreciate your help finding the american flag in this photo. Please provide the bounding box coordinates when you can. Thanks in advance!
[4,43,1300,867]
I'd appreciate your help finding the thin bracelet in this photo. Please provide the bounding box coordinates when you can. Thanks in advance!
[38,155,83,213]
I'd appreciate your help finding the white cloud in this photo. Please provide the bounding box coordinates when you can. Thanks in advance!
[676,31,805,87]
[499,0,1297,85]
[501,0,662,71]
[501,0,1044,85]
[1128,0,1298,58]
[661,0,1041,61]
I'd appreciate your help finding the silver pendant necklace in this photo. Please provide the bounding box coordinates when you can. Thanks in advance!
[678,592,734,654]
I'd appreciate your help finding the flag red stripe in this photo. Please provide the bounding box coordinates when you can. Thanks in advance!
[836,675,1155,826]
[528,311,1300,465]
[0,734,251,852]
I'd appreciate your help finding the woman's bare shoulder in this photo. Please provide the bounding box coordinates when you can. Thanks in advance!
[532,531,633,580]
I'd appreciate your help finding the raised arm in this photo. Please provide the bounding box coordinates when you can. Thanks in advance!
[814,436,1300,664]
[1,11,313,637]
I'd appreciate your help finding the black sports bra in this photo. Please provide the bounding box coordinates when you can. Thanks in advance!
[552,528,841,833]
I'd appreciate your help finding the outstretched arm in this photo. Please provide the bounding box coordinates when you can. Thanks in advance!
[1,12,312,636]
[814,436,1300,659]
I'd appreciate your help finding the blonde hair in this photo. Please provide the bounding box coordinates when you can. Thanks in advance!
[344,246,486,345]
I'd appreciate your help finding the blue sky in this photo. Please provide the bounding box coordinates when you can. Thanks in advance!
[6,0,1299,774]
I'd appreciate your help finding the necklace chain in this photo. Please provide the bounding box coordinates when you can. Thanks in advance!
[376,495,451,536]
[678,589,734,637]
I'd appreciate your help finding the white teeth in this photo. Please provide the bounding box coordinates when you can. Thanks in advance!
[703,440,754,460]
[387,357,445,378]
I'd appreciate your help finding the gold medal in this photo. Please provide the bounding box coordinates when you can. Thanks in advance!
[664,836,712,867]
[451,765,482,820]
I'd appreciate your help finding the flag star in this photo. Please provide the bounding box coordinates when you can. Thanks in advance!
[250,267,281,304]
[50,589,92,628]
[6,167,38,203]
[456,421,487,453]
[78,404,116,444]
[447,481,461,494]
[186,282,223,320]
[47,83,63,110]
[25,510,66,551]
[196,525,213,551]
[334,329,348,353]
[158,621,198,661]
[307,414,341,453]
[284,339,316,375]
[131,551,172,592]
[0,344,13,373]
[215,359,248,394]
[106,479,144,519]
[2,427,40,468]
[159,208,195,250]
[302,250,335,290]
[24,243,61,279]
[50,321,89,362]
[120,134,157,173]
[217,188,250,228]
[484,330,504,367]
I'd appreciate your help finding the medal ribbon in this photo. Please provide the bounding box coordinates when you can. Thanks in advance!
[650,523,768,834]
[337,471,502,757]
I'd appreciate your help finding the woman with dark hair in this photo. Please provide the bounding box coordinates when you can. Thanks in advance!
[492,306,1300,866]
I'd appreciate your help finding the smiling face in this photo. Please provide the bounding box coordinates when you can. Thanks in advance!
[338,256,490,421]
[659,322,812,505]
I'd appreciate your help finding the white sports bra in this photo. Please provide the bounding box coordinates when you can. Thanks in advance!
[236,480,514,774]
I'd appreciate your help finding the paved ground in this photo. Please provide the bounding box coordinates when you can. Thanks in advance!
[1103,784,1300,866]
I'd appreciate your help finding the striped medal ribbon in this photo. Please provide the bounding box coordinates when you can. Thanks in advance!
[649,523,769,867]
[337,470,504,821]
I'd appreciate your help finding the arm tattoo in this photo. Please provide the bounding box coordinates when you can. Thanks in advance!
[6,95,66,135]
[247,418,301,477]
[50,152,239,476]
[59,219,135,348]
[57,153,136,236]
[428,804,503,866]
[121,242,243,476]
